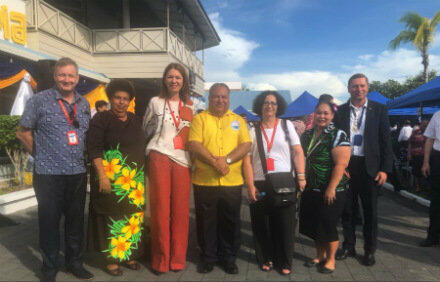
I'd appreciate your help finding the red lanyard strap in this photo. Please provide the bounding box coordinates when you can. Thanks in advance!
[58,100,76,126]
[167,99,182,129]
[261,119,279,154]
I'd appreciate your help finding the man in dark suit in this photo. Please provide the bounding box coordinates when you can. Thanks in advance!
[333,73,393,266]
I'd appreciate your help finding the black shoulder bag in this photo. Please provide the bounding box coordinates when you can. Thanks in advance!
[255,119,297,210]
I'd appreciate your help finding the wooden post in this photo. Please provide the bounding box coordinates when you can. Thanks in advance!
[122,0,130,28]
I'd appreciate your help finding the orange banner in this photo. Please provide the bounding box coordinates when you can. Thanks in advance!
[0,69,37,90]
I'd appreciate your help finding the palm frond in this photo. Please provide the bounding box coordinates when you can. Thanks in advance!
[399,12,424,31]
[430,10,440,28]
[414,20,431,49]
[389,30,416,49]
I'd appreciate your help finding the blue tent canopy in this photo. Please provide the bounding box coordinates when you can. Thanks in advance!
[388,107,440,116]
[367,91,389,105]
[387,76,440,108]
[233,105,261,121]
[280,91,318,118]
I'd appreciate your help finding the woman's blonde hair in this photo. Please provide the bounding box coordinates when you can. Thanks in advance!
[159,63,190,102]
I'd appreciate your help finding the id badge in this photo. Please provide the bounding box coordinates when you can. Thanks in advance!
[266,158,275,171]
[67,131,78,146]
[173,135,184,150]
[353,134,363,146]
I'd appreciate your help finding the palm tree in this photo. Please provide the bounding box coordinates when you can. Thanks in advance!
[389,11,440,82]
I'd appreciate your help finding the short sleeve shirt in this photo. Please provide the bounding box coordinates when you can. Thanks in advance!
[249,120,300,181]
[424,110,440,151]
[20,87,91,175]
[301,123,350,192]
[188,110,251,186]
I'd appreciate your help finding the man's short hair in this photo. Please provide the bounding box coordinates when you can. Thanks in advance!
[54,57,78,74]
[209,83,230,96]
[348,73,369,86]
[95,100,107,109]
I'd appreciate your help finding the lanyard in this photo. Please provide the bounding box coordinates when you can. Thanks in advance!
[167,99,182,130]
[352,106,366,130]
[306,129,322,158]
[261,119,278,154]
[58,100,76,126]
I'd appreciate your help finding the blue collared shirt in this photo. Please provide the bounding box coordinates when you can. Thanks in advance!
[20,87,91,175]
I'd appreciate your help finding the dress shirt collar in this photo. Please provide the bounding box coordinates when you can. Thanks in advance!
[349,98,368,110]
[53,86,81,103]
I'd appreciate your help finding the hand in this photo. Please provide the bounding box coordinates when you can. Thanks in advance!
[213,156,230,176]
[324,188,336,205]
[99,176,112,194]
[297,178,306,192]
[374,171,387,186]
[343,169,351,180]
[247,185,259,202]
[422,162,430,178]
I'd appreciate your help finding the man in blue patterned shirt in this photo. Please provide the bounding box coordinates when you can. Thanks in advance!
[16,57,93,281]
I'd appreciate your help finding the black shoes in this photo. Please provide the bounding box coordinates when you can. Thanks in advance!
[304,260,325,268]
[222,262,239,274]
[41,273,56,282]
[66,266,94,280]
[362,253,376,266]
[318,265,334,274]
[335,248,356,260]
[419,239,439,247]
[197,262,214,274]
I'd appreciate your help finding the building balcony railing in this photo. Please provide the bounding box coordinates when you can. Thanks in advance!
[24,0,204,77]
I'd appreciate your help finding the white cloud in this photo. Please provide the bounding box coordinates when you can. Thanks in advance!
[204,13,259,82]
[247,83,277,91]
[203,15,440,103]
[246,71,347,101]
[342,47,440,83]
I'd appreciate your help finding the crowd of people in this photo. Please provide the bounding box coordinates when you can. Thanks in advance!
[15,57,440,281]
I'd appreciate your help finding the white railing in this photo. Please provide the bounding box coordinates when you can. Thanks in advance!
[31,0,92,52]
[93,28,167,53]
[168,30,203,77]
[26,0,203,76]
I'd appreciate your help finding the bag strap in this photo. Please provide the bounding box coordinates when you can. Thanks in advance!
[255,122,268,177]
[280,119,295,174]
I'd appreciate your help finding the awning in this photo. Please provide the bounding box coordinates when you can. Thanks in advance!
[0,39,110,83]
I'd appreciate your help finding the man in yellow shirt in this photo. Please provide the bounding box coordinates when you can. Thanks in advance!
[188,83,251,274]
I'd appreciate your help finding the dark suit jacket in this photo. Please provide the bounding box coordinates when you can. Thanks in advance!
[334,100,393,178]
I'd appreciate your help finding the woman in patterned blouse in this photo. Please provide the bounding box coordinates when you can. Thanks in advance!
[299,101,351,274]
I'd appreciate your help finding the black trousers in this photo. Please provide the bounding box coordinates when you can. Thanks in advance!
[250,181,295,269]
[193,185,242,264]
[341,157,379,254]
[33,173,87,276]
[427,152,440,241]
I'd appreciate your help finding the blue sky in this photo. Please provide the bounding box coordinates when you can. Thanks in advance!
[200,0,440,102]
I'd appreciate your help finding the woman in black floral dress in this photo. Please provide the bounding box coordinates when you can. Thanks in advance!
[87,79,145,276]
[299,101,351,274]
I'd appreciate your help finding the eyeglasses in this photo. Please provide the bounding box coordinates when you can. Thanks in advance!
[263,101,277,106]
[69,110,79,129]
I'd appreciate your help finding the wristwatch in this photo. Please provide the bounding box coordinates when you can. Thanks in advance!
[226,156,232,164]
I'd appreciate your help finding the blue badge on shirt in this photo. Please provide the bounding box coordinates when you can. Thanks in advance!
[231,120,240,131]
[353,134,363,146]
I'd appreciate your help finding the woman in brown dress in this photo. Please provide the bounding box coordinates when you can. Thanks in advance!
[87,79,145,276]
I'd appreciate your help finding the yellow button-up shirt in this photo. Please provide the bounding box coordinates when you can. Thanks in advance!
[188,109,251,186]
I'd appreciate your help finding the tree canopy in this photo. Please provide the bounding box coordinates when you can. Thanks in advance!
[369,70,437,99]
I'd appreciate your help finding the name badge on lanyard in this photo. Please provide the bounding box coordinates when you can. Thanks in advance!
[352,106,365,146]
[167,99,184,150]
[261,119,279,171]
[67,131,79,145]
[58,100,79,146]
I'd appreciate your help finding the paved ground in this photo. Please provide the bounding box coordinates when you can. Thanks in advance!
[0,188,439,281]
